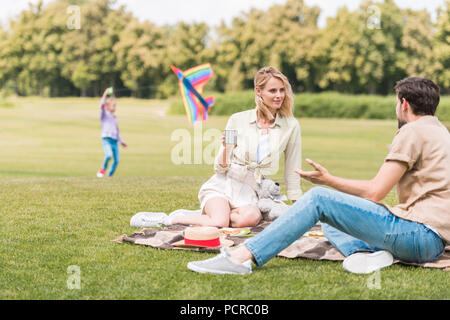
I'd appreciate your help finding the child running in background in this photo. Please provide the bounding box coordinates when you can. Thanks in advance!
[97,87,127,178]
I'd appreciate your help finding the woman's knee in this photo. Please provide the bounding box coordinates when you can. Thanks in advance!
[208,213,230,228]
[211,220,230,228]
[231,206,262,228]
[204,197,231,227]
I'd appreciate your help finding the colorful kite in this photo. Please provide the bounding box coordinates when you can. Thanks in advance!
[171,63,214,125]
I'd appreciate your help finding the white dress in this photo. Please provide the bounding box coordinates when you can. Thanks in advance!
[198,133,271,212]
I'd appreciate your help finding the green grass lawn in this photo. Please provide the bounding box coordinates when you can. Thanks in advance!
[0,97,448,300]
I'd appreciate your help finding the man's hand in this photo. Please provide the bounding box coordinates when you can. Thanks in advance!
[121,142,128,148]
[295,159,331,185]
[294,158,407,203]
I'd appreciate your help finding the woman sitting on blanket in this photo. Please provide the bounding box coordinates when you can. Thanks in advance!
[133,66,303,228]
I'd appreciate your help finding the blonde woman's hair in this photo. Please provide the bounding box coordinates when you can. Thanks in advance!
[254,66,294,121]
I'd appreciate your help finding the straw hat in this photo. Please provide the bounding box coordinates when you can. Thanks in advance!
[173,227,234,248]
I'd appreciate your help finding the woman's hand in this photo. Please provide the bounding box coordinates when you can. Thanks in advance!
[222,131,236,149]
[219,131,235,167]
[221,132,226,148]
[295,159,331,185]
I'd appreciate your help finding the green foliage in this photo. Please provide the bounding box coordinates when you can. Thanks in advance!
[113,18,165,97]
[59,0,129,96]
[0,0,449,97]
[211,0,320,92]
[431,1,450,90]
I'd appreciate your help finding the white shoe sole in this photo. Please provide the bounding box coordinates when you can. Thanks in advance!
[130,212,167,227]
[169,209,202,218]
[343,250,393,274]
[187,262,232,275]
[187,262,251,275]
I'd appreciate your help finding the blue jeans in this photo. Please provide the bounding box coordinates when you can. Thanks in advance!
[102,138,120,176]
[245,187,445,267]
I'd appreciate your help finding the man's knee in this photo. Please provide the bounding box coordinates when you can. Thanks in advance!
[306,186,334,200]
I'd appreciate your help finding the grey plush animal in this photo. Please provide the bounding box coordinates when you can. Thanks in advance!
[257,179,291,221]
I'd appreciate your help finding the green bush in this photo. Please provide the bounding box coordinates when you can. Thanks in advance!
[293,92,396,119]
[167,100,185,115]
[0,99,15,108]
[168,91,450,121]
[436,98,450,121]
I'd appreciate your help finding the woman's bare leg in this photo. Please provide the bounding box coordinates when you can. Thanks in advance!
[228,206,262,264]
[230,205,262,228]
[171,197,231,227]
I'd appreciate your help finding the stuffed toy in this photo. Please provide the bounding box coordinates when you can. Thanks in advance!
[257,178,291,221]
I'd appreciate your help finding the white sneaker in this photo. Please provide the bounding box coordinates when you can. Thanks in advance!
[343,250,394,274]
[130,212,168,228]
[96,169,105,178]
[169,209,202,218]
[187,247,252,275]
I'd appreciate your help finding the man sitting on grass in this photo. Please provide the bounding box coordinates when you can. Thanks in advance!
[187,77,450,275]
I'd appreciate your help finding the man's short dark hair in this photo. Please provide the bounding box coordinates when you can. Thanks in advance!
[394,77,440,116]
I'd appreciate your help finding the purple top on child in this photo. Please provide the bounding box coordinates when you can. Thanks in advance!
[100,98,123,143]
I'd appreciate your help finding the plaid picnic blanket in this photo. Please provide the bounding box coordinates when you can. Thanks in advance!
[112,222,450,271]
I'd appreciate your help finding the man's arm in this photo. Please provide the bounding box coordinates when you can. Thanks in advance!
[295,158,407,202]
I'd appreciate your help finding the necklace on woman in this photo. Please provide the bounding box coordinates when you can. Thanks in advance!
[258,118,274,128]
[258,119,272,135]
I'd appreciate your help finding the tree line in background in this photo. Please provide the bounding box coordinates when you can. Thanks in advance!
[0,0,448,98]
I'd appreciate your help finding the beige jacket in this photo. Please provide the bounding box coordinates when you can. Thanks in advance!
[214,108,303,201]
